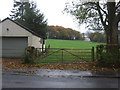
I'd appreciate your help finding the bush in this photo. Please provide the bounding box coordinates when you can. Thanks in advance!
[96,44,120,68]
[22,46,42,64]
[97,52,120,67]
[22,52,33,64]
[45,44,50,53]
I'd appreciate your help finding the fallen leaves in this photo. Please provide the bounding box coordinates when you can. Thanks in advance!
[2,58,120,71]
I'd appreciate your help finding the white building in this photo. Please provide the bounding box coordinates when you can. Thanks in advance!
[0,18,45,57]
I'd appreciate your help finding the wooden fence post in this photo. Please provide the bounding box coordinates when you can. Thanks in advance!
[92,47,95,61]
[96,46,99,61]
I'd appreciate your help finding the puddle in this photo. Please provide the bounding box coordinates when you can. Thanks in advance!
[35,69,92,76]
[2,69,119,77]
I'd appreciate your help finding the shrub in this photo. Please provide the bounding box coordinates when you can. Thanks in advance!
[22,51,33,64]
[96,44,120,68]
[45,44,50,53]
[22,46,42,64]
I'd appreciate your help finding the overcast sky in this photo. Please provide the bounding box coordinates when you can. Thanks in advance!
[0,0,87,33]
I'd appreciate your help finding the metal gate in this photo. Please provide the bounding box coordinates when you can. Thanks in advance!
[36,47,94,63]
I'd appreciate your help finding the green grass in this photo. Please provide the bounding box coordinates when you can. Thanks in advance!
[46,39,105,49]
[36,39,105,63]
[36,49,92,63]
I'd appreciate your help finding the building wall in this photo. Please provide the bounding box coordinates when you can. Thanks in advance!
[1,19,31,37]
[0,22,2,36]
[0,19,43,48]
[31,35,42,48]
[0,22,2,57]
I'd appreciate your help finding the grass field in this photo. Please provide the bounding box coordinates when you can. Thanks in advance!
[36,39,105,63]
[36,48,92,63]
[46,39,105,49]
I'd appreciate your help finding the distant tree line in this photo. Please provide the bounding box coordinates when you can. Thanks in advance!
[86,32,106,43]
[47,26,83,40]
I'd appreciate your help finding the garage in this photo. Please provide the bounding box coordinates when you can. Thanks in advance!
[2,37,28,57]
[0,18,45,58]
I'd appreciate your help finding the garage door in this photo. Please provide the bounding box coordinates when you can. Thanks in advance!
[2,37,28,57]
[0,37,2,57]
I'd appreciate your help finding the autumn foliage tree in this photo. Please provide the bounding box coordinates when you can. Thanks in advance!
[48,26,83,40]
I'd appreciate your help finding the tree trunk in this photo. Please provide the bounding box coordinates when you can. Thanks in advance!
[106,1,119,62]
[104,27,110,44]
[107,1,119,45]
[107,23,119,45]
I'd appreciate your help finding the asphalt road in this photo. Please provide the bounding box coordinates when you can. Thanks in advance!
[2,73,119,88]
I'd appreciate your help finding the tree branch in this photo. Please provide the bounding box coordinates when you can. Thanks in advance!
[116,12,120,24]
[96,2,107,27]
[96,3,108,16]
[82,2,96,6]
[116,1,120,9]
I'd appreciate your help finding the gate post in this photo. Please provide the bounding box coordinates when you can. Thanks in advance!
[96,46,99,61]
[92,47,95,61]
[62,49,64,63]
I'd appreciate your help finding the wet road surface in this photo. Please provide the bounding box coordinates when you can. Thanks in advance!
[2,69,120,88]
